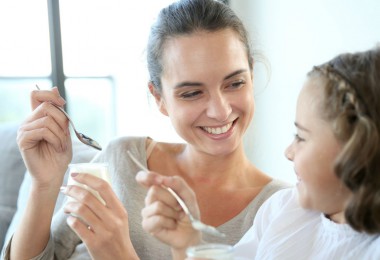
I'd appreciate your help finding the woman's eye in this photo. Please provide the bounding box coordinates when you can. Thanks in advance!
[229,80,245,89]
[180,90,202,99]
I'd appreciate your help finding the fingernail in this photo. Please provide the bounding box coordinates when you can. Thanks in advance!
[175,204,182,211]
[155,175,163,184]
[58,97,66,105]
[71,172,78,177]
[60,186,67,193]
[179,211,186,219]
[138,170,147,176]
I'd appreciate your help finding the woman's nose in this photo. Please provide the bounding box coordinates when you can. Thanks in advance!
[206,93,232,122]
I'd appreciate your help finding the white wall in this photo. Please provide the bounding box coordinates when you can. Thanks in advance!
[231,0,380,183]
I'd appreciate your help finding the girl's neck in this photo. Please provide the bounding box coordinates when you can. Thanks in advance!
[326,211,346,224]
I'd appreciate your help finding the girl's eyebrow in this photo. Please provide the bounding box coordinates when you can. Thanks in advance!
[174,69,248,89]
[295,122,310,132]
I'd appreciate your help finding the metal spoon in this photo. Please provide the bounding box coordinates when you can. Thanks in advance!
[35,85,102,150]
[127,150,226,238]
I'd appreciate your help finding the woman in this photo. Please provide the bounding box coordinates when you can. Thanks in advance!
[4,0,288,259]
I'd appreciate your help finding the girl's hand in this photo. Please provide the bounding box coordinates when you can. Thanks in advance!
[62,173,139,260]
[136,171,202,252]
[17,87,72,189]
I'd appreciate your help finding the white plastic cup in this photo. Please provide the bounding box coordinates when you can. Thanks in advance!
[186,243,234,260]
[67,163,110,205]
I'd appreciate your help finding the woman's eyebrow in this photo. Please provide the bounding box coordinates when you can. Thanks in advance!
[174,69,248,89]
[175,81,203,89]
[223,69,247,80]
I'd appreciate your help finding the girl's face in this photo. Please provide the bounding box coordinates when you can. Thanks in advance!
[154,29,254,156]
[285,77,351,221]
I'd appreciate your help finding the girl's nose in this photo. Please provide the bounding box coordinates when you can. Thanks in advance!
[284,143,294,161]
[206,93,232,122]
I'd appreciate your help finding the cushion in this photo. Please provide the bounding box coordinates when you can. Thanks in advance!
[3,138,99,249]
[0,122,26,248]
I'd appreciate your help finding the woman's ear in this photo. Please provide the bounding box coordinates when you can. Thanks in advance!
[148,82,168,116]
[250,55,255,77]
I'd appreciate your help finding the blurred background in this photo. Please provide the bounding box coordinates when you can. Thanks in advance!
[0,0,379,184]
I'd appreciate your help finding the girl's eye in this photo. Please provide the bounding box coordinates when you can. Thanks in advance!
[229,79,245,89]
[180,90,202,99]
[294,134,305,143]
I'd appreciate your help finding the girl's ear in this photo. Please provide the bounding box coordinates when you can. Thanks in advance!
[148,82,168,116]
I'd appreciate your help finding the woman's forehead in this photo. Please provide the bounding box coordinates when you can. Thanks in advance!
[161,30,249,79]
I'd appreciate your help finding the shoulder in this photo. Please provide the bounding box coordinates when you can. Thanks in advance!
[255,188,299,222]
[253,179,293,208]
[91,136,151,168]
[106,136,148,151]
[262,187,297,210]
[362,236,380,259]
[262,179,293,197]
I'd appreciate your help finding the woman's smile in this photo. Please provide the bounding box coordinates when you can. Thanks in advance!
[198,118,237,140]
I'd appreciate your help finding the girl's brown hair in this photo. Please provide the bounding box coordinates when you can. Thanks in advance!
[308,46,380,234]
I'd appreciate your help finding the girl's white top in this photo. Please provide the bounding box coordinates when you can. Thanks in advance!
[234,188,380,260]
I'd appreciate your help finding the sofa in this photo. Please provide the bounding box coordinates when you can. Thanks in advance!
[0,122,98,251]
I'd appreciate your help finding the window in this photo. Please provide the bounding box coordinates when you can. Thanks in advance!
[0,0,183,147]
[0,0,51,121]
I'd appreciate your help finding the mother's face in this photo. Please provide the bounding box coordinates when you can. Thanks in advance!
[152,29,254,156]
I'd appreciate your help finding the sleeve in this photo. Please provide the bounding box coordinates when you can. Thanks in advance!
[233,188,294,259]
[1,234,55,260]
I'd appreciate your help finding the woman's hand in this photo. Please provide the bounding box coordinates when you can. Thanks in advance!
[62,173,139,260]
[136,171,202,253]
[17,87,72,189]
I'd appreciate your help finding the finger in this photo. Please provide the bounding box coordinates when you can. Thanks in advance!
[142,214,178,234]
[145,185,182,211]
[63,200,100,230]
[17,121,68,153]
[22,102,70,139]
[63,184,107,218]
[24,107,69,135]
[161,176,200,219]
[62,184,114,236]
[142,200,183,221]
[66,215,96,241]
[34,102,70,133]
[135,170,164,188]
[31,87,66,110]
[69,173,123,213]
[18,107,70,150]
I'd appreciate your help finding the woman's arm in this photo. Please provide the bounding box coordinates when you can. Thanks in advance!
[11,87,72,259]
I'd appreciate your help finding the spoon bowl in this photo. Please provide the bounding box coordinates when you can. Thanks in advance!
[52,103,102,151]
[35,85,102,150]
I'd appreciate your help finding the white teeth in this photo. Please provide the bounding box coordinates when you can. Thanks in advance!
[202,123,232,135]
